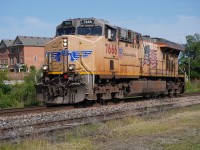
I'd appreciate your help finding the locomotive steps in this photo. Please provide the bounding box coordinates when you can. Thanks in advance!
[0,94,200,141]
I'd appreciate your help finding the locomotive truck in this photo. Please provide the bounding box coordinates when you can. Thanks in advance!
[35,18,185,105]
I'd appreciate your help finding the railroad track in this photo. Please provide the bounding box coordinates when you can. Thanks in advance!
[0,93,200,141]
[0,105,76,117]
[0,92,199,117]
[0,106,47,116]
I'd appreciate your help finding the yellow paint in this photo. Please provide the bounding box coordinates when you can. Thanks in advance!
[48,72,64,74]
[47,71,184,78]
[44,33,184,79]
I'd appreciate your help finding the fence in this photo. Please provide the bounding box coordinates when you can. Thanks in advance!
[8,72,28,80]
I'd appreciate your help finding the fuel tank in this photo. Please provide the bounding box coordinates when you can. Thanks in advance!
[127,80,166,96]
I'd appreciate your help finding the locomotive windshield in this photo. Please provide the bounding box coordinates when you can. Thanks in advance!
[56,27,75,36]
[77,26,102,35]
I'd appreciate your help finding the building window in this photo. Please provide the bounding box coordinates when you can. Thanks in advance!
[16,48,20,53]
[16,57,20,63]
[34,56,37,62]
[10,48,14,54]
[10,57,14,65]
[20,57,23,63]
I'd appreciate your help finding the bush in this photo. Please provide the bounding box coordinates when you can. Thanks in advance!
[0,95,18,108]
[0,70,8,81]
[0,82,12,94]
[30,66,36,71]
[185,80,200,93]
[21,64,28,72]
[0,68,42,108]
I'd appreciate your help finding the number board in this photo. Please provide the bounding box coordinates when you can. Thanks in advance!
[81,20,94,25]
[62,21,72,26]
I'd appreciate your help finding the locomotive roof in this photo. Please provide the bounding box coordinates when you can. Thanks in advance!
[152,38,185,51]
[142,36,185,51]
[57,17,117,28]
[58,17,185,51]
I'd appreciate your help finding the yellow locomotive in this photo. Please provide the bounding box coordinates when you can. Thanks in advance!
[35,18,185,105]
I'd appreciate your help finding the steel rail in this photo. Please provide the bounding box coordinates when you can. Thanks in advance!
[0,92,199,117]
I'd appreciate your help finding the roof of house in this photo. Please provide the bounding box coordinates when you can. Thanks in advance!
[0,39,14,48]
[12,36,53,47]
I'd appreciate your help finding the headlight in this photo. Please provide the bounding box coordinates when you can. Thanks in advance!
[68,64,75,71]
[63,38,68,48]
[63,39,67,42]
[63,43,67,47]
[43,65,48,71]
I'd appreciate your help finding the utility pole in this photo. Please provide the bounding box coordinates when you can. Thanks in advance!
[188,56,190,82]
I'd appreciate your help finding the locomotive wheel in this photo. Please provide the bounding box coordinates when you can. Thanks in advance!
[100,99,108,105]
[73,100,93,108]
[96,94,108,105]
[111,93,120,103]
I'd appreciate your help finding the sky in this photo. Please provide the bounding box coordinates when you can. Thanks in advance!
[0,0,200,44]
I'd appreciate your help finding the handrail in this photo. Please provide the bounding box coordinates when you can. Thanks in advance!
[79,53,95,89]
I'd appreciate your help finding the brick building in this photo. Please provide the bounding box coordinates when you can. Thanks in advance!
[0,36,52,72]
[0,39,14,69]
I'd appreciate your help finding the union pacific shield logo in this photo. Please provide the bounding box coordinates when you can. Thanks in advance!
[46,50,93,62]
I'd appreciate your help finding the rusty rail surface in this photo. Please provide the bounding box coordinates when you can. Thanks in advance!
[0,94,200,141]
[0,106,47,116]
[0,92,199,117]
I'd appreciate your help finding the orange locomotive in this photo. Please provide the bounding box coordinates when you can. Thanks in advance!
[35,18,185,105]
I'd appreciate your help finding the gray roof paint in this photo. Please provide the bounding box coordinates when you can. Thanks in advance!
[0,39,14,48]
[12,36,52,47]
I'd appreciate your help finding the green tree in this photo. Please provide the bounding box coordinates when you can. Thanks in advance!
[179,33,200,79]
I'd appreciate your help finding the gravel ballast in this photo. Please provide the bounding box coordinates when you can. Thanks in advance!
[0,96,200,140]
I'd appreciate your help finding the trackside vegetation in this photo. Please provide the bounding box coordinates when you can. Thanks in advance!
[0,68,41,108]
[179,33,200,79]
[185,80,200,93]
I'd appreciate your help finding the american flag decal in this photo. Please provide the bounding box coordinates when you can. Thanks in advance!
[149,49,157,69]
[118,48,123,59]
[143,45,157,69]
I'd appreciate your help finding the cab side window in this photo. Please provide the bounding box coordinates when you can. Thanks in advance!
[105,26,116,41]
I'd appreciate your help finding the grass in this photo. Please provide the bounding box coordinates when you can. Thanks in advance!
[0,138,95,150]
[185,81,200,93]
[163,138,200,150]
[1,105,200,150]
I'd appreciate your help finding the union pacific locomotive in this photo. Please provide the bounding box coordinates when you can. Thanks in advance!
[35,18,185,105]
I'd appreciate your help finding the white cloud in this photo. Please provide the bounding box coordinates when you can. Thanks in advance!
[177,15,195,20]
